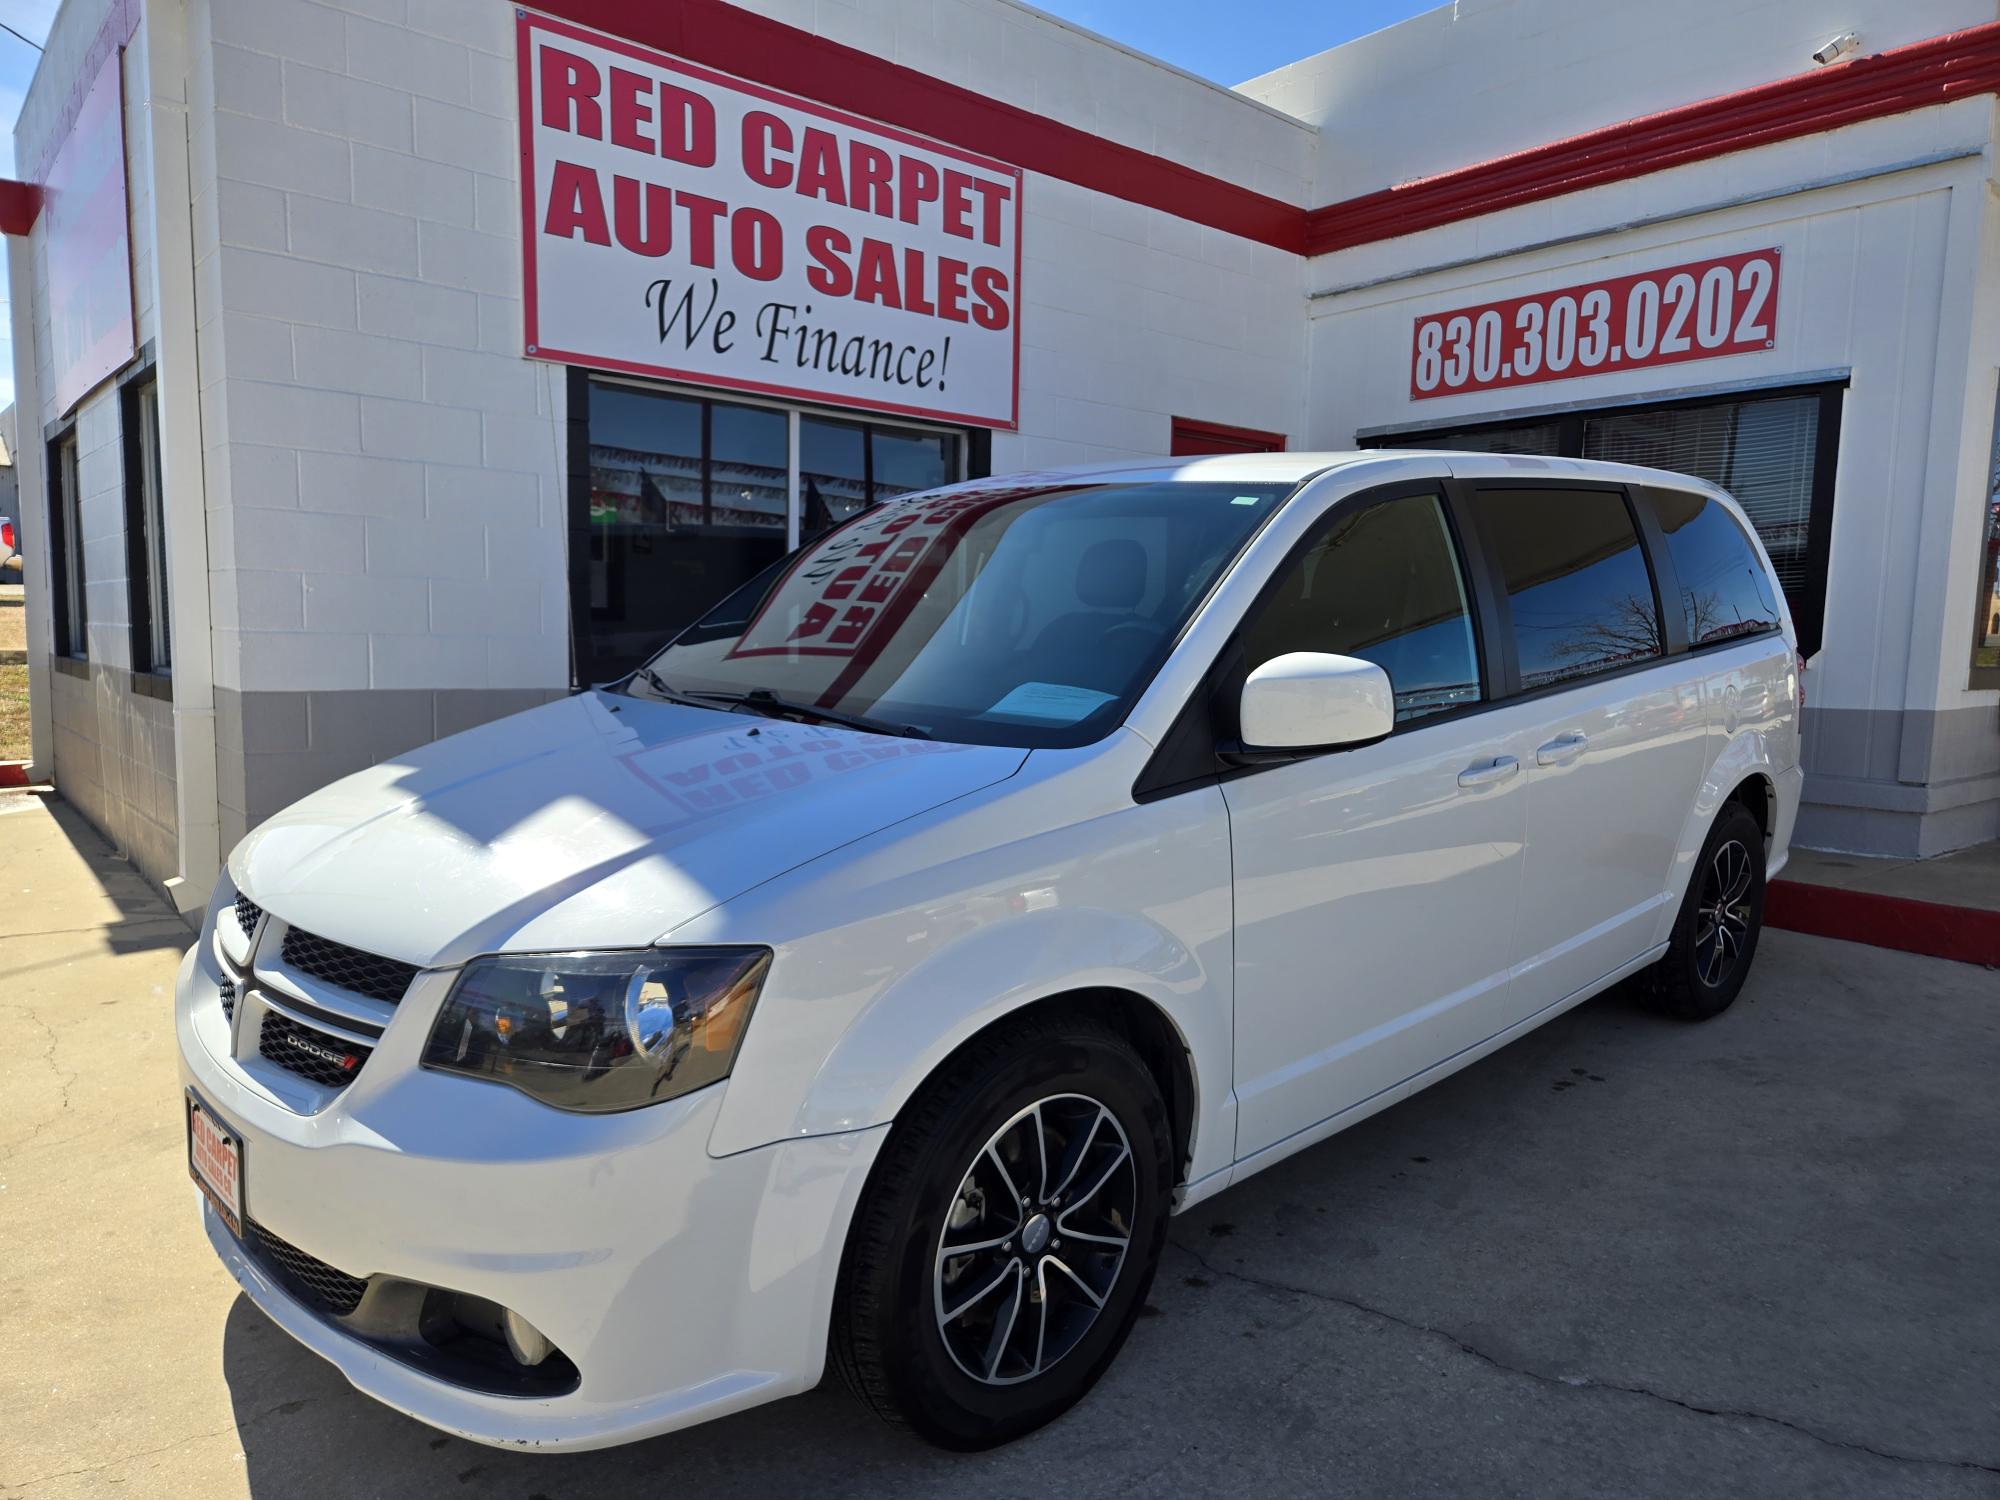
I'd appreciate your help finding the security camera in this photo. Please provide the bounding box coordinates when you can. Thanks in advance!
[1812,32,1860,66]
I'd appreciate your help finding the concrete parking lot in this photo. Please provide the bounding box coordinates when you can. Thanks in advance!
[2,788,1995,1499]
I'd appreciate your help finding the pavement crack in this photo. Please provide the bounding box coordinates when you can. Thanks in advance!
[0,1009,76,1162]
[1168,1238,2000,1476]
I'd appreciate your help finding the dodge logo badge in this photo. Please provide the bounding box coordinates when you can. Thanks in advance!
[286,1032,360,1072]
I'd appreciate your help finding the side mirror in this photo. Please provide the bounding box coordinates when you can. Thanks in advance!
[1237,652,1395,754]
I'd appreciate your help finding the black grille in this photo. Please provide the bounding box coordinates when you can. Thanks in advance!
[259,1010,372,1089]
[281,927,420,1004]
[249,1220,369,1316]
[234,895,262,939]
[219,978,236,1022]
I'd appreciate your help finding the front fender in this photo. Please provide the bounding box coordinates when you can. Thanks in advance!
[792,902,1219,1163]
[694,769,1236,1185]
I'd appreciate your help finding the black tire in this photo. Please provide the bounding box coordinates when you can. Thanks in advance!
[1641,800,1766,1020]
[830,1009,1173,1449]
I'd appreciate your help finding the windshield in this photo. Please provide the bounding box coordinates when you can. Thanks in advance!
[629,479,1293,747]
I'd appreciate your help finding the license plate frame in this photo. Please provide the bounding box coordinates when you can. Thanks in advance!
[186,1090,244,1239]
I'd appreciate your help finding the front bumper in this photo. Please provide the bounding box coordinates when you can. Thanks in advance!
[174,940,887,1451]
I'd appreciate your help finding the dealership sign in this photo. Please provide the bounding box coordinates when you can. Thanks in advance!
[517,12,1022,429]
[1410,248,1781,400]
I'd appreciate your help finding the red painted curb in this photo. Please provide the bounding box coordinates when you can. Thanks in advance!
[0,762,30,788]
[1766,879,2000,968]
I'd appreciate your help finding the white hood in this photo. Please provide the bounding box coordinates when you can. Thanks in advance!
[230,692,1027,967]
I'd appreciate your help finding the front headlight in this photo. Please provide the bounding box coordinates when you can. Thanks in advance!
[421,948,772,1113]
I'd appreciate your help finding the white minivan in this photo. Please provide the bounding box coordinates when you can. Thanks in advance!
[176,452,1801,1452]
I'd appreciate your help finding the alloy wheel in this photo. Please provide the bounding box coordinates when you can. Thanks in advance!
[932,1094,1136,1386]
[1693,837,1754,988]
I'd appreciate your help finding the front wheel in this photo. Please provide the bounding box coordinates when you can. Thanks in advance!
[831,1011,1173,1449]
[1641,800,1766,1020]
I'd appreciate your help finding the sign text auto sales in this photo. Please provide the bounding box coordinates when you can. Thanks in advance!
[518,14,1022,428]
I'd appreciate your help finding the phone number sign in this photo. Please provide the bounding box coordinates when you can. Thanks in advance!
[1409,248,1780,400]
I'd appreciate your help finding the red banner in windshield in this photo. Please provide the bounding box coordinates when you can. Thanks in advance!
[727,486,1037,662]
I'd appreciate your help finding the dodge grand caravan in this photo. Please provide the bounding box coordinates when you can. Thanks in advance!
[176,452,1801,1451]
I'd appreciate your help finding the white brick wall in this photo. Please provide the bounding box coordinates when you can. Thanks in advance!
[73,0,1983,719]
[10,0,186,882]
[14,3,154,677]
[177,0,1313,697]
[186,0,565,695]
[993,167,1305,472]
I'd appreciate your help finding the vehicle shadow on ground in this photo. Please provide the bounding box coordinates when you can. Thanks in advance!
[218,942,2000,1499]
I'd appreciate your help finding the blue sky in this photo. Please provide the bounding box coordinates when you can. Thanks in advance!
[1031,0,1437,83]
[0,0,1437,412]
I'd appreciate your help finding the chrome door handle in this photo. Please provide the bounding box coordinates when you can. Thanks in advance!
[1457,755,1520,788]
[1536,732,1589,767]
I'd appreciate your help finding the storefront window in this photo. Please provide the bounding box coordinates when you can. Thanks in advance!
[1974,381,2000,685]
[580,378,966,683]
[1584,397,1819,603]
[49,431,86,660]
[799,415,961,540]
[873,427,959,504]
[1369,384,1840,657]
[799,415,868,537]
[585,384,786,681]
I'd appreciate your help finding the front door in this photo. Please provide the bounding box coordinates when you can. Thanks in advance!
[1225,487,1531,1160]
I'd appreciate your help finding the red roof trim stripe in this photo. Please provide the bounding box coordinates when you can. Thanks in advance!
[1303,21,2000,256]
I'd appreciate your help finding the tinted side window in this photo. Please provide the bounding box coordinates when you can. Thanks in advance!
[1240,493,1480,721]
[1475,487,1660,689]
[1651,489,1783,646]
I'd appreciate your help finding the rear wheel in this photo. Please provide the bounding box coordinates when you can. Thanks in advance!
[1641,800,1766,1020]
[831,1011,1173,1449]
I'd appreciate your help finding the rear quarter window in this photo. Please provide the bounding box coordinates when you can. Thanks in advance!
[1651,489,1784,646]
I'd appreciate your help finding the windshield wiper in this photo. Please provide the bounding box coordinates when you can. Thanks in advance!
[621,666,719,710]
[679,687,932,740]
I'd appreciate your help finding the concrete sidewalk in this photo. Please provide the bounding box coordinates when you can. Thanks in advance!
[1771,841,2000,967]
[1783,842,2000,912]
[2,789,1997,1499]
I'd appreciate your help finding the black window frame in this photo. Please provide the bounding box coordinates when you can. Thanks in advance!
[120,353,172,696]
[1134,472,1785,803]
[45,421,86,669]
[1361,380,1843,658]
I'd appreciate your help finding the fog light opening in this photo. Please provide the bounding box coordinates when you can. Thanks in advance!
[502,1308,553,1367]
